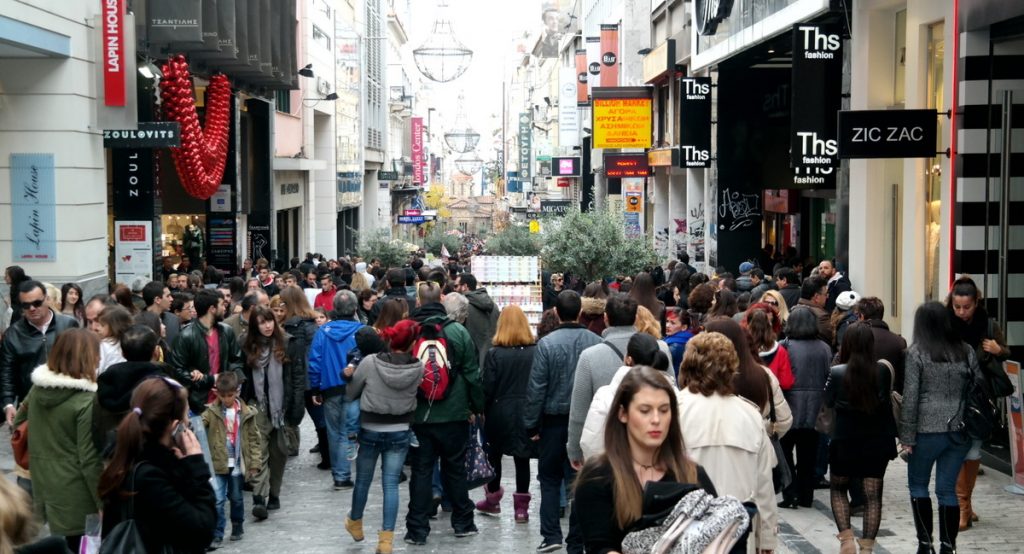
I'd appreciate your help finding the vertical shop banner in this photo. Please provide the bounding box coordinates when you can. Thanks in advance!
[102,0,126,106]
[623,179,644,238]
[1005,361,1024,491]
[199,0,219,51]
[114,221,153,283]
[247,216,271,262]
[679,77,712,167]
[147,0,202,46]
[206,216,237,274]
[575,49,589,106]
[411,117,424,186]
[519,111,533,180]
[111,149,155,220]
[790,24,842,171]
[10,154,57,262]
[586,37,601,98]
[559,65,580,147]
[600,24,619,87]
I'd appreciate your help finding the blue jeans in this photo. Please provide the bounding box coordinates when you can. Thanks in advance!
[322,394,352,481]
[349,429,411,531]
[347,398,361,438]
[214,473,244,539]
[907,432,971,506]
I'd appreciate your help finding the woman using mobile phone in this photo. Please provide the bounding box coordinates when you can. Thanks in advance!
[98,375,217,553]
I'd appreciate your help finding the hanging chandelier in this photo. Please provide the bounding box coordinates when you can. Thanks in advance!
[412,1,473,83]
[454,151,483,176]
[444,93,480,153]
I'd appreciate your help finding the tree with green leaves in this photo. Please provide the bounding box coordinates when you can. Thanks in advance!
[423,227,462,257]
[486,224,542,256]
[541,207,660,282]
[356,228,408,269]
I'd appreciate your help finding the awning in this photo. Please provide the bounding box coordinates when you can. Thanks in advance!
[0,15,70,58]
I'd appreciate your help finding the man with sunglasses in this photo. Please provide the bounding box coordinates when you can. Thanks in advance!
[1,280,80,426]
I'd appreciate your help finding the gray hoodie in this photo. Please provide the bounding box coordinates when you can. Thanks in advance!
[464,288,499,365]
[346,352,423,425]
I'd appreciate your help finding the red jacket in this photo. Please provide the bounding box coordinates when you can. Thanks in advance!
[759,342,795,391]
[314,287,336,312]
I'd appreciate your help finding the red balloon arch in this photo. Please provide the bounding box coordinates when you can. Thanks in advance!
[159,55,231,200]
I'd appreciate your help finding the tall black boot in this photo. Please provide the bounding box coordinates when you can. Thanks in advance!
[911,497,935,554]
[316,428,331,470]
[938,505,960,554]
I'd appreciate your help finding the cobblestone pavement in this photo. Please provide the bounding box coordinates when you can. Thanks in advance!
[4,420,1024,553]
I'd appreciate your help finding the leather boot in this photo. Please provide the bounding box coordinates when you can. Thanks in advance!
[345,516,364,542]
[911,497,935,554]
[836,529,856,554]
[956,460,980,531]
[376,530,394,554]
[857,538,875,553]
[938,505,959,554]
[252,495,269,521]
[316,428,332,470]
[475,486,503,515]
[513,492,532,523]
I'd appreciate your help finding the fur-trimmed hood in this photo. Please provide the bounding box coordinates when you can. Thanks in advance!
[581,297,606,316]
[30,364,98,408]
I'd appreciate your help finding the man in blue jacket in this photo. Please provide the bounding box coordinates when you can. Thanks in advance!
[308,289,364,489]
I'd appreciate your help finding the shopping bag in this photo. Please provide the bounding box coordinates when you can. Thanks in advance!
[465,420,495,490]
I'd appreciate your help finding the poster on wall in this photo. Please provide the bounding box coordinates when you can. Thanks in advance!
[790,23,842,178]
[10,153,57,262]
[1005,361,1024,493]
[537,1,576,58]
[623,179,644,238]
[115,221,153,283]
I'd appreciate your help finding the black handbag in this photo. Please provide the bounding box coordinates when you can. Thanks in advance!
[100,464,152,554]
[768,397,793,493]
[958,360,1000,442]
[979,319,1014,398]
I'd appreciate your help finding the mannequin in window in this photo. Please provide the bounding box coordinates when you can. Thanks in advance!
[183,221,205,264]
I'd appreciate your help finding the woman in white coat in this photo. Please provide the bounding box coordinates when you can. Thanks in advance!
[678,331,779,554]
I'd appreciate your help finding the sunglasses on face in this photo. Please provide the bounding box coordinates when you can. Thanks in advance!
[21,299,46,310]
[763,300,778,306]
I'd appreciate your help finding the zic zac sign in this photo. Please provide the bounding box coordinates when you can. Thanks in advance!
[160,55,231,200]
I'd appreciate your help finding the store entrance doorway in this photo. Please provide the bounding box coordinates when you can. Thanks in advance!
[276,208,300,264]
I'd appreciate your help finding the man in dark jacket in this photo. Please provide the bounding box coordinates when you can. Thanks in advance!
[852,296,908,393]
[796,276,834,345]
[369,268,411,326]
[775,267,801,310]
[404,281,484,545]
[1,280,80,426]
[167,288,243,496]
[143,280,181,349]
[455,273,499,366]
[819,259,853,313]
[93,325,168,454]
[523,290,601,553]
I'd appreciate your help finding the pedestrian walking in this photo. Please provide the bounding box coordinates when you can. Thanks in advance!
[99,376,217,553]
[578,281,608,337]
[825,323,898,553]
[475,305,537,522]
[96,305,132,374]
[901,301,979,554]
[344,319,424,554]
[60,282,85,325]
[746,303,794,391]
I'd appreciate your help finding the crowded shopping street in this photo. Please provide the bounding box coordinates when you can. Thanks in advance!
[4,0,1024,553]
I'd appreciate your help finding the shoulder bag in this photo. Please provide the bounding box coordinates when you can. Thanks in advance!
[980,319,1014,398]
[464,420,495,489]
[959,358,999,442]
[878,359,902,435]
[99,464,151,554]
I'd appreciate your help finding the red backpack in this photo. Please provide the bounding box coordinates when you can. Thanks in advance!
[413,321,456,402]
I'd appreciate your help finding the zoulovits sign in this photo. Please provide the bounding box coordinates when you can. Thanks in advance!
[103,122,181,148]
[837,110,939,158]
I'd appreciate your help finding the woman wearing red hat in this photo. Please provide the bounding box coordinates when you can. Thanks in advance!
[343,319,424,554]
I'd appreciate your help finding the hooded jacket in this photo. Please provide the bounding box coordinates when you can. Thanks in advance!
[93,361,172,454]
[14,365,102,536]
[409,303,484,424]
[0,310,79,407]
[202,397,263,476]
[346,351,423,425]
[463,288,499,366]
[308,318,365,395]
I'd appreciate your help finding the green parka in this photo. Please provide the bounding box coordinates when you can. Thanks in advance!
[201,397,263,476]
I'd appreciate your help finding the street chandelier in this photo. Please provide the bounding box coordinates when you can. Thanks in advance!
[412,1,473,83]
[454,151,483,176]
[444,93,480,153]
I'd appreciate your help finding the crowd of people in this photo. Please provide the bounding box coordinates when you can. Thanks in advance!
[0,246,1014,554]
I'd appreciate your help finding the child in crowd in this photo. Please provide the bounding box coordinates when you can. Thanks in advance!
[663,307,694,377]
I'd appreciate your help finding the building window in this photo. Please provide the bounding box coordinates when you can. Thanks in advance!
[313,25,331,50]
[924,21,945,302]
[275,90,291,114]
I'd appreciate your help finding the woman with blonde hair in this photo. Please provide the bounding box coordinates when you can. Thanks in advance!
[13,329,104,552]
[0,477,69,554]
[761,289,790,330]
[634,305,662,339]
[677,331,779,554]
[475,305,538,522]
[350,270,370,292]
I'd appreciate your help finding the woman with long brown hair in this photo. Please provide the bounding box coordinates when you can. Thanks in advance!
[96,305,133,374]
[628,272,665,321]
[13,329,104,553]
[475,305,538,522]
[575,366,715,553]
[241,304,308,516]
[111,284,138,315]
[99,375,216,553]
[676,331,779,554]
[373,297,409,332]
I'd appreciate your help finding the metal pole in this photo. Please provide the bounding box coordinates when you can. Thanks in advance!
[998,90,1012,334]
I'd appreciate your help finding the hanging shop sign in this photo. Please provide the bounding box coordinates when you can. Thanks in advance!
[837,109,939,159]
[102,0,127,107]
[519,112,533,180]
[790,24,842,170]
[552,156,581,177]
[605,153,650,177]
[600,24,619,87]
[559,65,580,147]
[411,117,424,185]
[541,200,572,216]
[648,148,679,167]
[592,87,654,149]
[576,49,589,106]
[557,178,572,187]
[379,170,399,181]
[10,153,57,262]
[114,221,153,283]
[147,0,202,46]
[694,0,735,36]
[398,215,426,224]
[111,149,155,219]
[679,77,712,167]
[247,218,271,262]
[103,122,181,148]
[210,184,231,212]
[586,36,601,98]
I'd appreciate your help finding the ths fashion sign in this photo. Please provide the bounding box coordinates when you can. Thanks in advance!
[790,23,842,183]
[679,77,712,168]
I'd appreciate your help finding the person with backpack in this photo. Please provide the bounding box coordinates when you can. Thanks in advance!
[402,281,484,546]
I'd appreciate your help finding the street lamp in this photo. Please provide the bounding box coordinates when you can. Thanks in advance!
[444,93,480,153]
[454,151,483,176]
[412,1,473,83]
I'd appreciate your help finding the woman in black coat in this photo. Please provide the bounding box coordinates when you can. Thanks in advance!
[99,376,216,554]
[475,305,538,523]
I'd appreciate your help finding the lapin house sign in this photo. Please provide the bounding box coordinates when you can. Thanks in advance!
[102,0,127,107]
[790,24,842,182]
[837,110,939,158]
[679,77,712,168]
